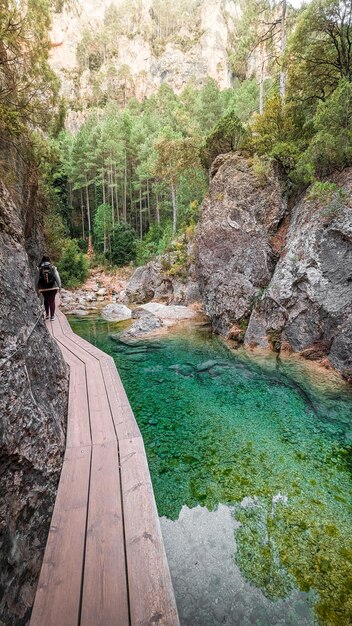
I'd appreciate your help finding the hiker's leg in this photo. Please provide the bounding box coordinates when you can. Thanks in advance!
[43,293,50,316]
[48,292,56,318]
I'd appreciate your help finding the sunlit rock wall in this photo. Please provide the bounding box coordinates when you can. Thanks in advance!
[49,0,240,126]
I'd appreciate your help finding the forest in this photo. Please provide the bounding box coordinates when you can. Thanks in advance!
[1,0,352,286]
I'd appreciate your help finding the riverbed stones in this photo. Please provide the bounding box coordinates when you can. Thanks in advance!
[101,303,132,321]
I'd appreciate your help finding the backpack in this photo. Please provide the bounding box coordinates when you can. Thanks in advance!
[39,263,56,288]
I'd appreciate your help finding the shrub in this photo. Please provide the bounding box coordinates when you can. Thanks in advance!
[57,239,89,288]
[201,110,247,170]
[295,79,352,180]
[109,222,137,266]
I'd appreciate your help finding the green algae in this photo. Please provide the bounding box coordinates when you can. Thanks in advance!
[70,317,352,626]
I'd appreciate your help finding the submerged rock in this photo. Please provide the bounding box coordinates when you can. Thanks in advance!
[101,303,132,321]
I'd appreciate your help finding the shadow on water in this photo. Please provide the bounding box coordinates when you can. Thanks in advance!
[69,315,352,626]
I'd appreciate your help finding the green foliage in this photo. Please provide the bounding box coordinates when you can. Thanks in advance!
[57,239,89,288]
[249,95,312,175]
[109,222,137,266]
[296,79,352,180]
[201,111,247,170]
[307,182,348,222]
[288,0,352,103]
[135,223,164,265]
[251,154,273,187]
[93,203,113,253]
[0,0,59,134]
[225,79,261,121]
[44,211,67,263]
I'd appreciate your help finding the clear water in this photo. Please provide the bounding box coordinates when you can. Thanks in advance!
[69,316,352,626]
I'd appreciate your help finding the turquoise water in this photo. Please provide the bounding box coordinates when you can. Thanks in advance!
[70,316,352,626]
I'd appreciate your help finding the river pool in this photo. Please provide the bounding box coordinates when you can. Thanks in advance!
[69,316,352,626]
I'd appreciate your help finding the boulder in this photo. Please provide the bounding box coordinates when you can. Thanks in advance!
[195,153,286,334]
[116,313,163,339]
[139,302,197,320]
[244,168,352,374]
[101,303,132,321]
[125,244,201,306]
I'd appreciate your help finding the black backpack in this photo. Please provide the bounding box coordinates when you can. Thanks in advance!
[39,263,56,288]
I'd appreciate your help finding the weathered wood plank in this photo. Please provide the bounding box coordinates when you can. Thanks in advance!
[101,357,141,441]
[80,441,130,626]
[30,447,91,626]
[120,436,180,626]
[57,313,140,441]
[55,333,116,445]
[60,345,91,450]
[33,307,179,626]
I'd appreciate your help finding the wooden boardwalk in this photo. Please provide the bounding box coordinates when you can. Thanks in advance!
[30,310,179,626]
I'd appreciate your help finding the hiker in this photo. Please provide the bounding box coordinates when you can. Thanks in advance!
[37,255,61,321]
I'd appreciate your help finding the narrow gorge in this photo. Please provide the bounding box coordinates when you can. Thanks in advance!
[1,0,352,625]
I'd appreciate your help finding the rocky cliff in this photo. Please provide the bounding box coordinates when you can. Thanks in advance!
[50,0,240,120]
[244,169,352,377]
[195,154,352,377]
[0,171,68,624]
[195,153,287,335]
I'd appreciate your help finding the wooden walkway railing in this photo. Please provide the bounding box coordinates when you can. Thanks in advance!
[30,310,179,626]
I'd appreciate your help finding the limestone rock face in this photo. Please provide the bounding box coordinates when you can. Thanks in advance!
[125,249,200,306]
[49,0,240,118]
[0,181,68,625]
[195,154,286,334]
[245,170,352,376]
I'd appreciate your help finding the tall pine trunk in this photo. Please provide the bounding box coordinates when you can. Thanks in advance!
[80,188,85,241]
[123,152,127,221]
[171,182,177,235]
[280,0,287,102]
[139,183,143,240]
[155,191,160,226]
[102,167,106,204]
[85,177,93,257]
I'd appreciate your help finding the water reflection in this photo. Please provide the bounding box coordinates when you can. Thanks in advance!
[70,316,352,626]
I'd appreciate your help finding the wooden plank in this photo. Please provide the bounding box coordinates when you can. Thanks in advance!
[60,345,91,450]
[50,315,63,338]
[56,313,140,441]
[30,447,91,626]
[120,437,180,626]
[80,441,130,626]
[101,357,141,441]
[57,310,73,334]
[55,334,116,446]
